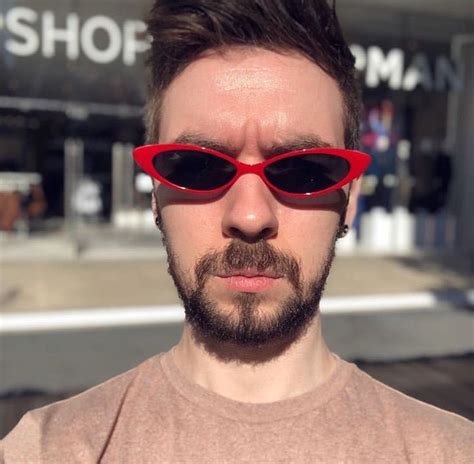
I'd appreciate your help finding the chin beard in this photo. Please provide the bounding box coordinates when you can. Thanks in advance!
[164,237,336,347]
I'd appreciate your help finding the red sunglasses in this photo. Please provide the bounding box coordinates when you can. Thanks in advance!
[133,144,371,198]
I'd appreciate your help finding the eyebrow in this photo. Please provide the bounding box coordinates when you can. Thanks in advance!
[172,133,334,157]
[173,134,239,155]
[266,136,333,155]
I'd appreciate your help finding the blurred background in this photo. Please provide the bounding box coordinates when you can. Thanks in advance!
[1,0,473,438]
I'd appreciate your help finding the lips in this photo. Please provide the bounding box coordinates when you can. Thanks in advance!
[217,268,281,279]
[216,269,282,293]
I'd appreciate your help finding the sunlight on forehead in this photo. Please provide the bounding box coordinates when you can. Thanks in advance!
[213,67,289,92]
[160,47,345,148]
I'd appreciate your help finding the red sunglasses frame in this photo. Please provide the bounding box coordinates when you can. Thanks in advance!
[133,143,371,198]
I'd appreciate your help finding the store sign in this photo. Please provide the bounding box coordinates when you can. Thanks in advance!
[350,44,461,92]
[0,7,149,65]
[0,1,151,108]
[0,2,463,113]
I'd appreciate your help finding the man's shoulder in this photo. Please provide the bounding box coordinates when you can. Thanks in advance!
[348,363,473,458]
[0,354,163,462]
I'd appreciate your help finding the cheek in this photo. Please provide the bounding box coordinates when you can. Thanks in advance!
[160,202,221,273]
[280,209,339,278]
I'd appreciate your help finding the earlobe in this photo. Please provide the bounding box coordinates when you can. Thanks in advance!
[337,224,349,238]
[344,178,361,229]
[336,179,361,239]
[151,189,162,229]
[151,188,158,214]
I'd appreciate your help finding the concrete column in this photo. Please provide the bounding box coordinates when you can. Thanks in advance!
[64,138,84,227]
[448,36,474,252]
[111,143,135,224]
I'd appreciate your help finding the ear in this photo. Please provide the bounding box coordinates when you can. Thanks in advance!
[151,181,162,229]
[151,187,158,216]
[344,178,362,228]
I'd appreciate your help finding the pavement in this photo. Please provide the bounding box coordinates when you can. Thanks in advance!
[1,226,473,313]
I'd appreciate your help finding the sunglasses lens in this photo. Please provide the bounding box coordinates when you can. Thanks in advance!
[264,154,350,194]
[152,150,237,191]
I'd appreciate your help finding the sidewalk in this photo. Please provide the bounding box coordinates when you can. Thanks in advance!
[1,228,473,313]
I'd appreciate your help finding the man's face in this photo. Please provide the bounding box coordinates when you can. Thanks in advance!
[154,47,354,346]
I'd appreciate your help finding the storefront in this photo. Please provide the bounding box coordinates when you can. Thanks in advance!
[338,1,474,252]
[1,0,472,251]
[0,1,149,230]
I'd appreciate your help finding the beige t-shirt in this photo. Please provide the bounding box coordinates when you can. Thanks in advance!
[1,349,472,463]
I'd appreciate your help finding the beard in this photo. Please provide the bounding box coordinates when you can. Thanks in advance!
[163,234,337,348]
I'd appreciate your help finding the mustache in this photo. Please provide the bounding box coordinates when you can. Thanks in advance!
[195,240,302,290]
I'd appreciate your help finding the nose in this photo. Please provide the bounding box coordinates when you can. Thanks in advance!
[221,173,279,242]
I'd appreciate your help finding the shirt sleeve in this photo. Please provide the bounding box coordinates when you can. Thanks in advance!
[0,412,43,463]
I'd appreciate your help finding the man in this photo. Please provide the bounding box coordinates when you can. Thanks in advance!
[1,0,472,462]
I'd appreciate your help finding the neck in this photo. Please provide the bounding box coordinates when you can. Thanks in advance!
[172,316,336,403]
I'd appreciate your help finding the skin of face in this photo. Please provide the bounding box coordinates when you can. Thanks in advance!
[153,46,359,344]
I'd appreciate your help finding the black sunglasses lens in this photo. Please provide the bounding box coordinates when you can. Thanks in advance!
[264,154,350,194]
[152,150,236,191]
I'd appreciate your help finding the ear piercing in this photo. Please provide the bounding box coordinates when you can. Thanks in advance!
[338,224,349,238]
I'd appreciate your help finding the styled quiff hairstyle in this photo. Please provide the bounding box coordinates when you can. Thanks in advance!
[145,0,360,149]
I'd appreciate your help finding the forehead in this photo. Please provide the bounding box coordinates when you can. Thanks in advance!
[159,47,345,150]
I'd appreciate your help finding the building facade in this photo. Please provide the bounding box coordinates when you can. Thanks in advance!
[0,0,473,252]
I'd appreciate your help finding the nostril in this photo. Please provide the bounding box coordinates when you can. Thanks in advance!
[226,226,276,243]
[258,227,276,241]
[227,227,245,241]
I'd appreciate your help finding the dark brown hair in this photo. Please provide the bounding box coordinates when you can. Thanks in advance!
[145,0,360,148]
